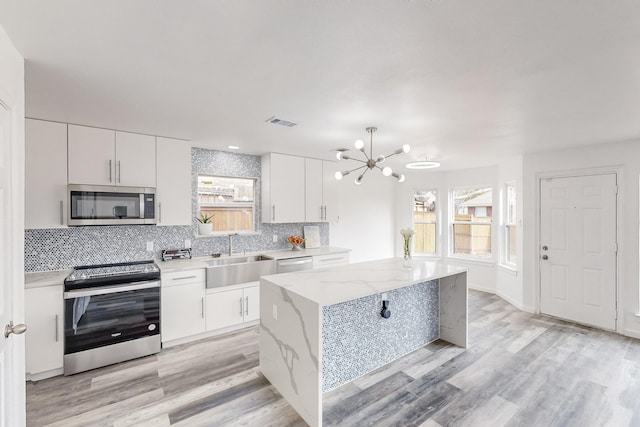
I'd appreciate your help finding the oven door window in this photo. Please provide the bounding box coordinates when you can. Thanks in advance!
[64,287,160,355]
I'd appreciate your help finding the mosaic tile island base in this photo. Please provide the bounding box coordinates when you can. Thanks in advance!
[258,258,468,427]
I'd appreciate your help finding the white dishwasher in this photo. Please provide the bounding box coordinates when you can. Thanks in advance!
[276,257,313,273]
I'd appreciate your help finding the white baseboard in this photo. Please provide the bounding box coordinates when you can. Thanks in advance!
[494,290,534,313]
[26,367,64,382]
[623,328,640,340]
[468,283,496,294]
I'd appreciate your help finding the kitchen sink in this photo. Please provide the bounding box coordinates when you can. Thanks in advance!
[205,255,276,288]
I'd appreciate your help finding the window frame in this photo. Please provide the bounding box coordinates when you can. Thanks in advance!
[449,186,494,261]
[196,174,258,235]
[502,181,517,269]
[412,189,439,257]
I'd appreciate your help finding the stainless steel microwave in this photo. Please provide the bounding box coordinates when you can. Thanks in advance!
[68,185,156,226]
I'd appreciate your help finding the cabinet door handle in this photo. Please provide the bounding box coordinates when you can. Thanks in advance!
[55,314,59,342]
[171,275,197,281]
[245,296,249,316]
[117,160,121,183]
[319,257,343,262]
[60,200,64,225]
[108,160,112,182]
[239,297,244,316]
[158,202,162,223]
[201,297,205,319]
[272,205,275,222]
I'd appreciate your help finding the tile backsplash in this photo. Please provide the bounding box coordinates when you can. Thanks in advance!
[24,148,329,272]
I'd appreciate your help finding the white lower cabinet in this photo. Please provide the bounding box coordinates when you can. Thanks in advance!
[25,286,64,379]
[206,283,260,331]
[161,270,206,342]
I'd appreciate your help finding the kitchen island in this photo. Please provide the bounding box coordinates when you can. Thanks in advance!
[259,258,467,427]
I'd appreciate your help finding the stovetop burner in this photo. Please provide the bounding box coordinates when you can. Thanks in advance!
[65,260,160,290]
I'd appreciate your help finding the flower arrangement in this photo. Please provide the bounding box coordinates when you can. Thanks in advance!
[400,228,415,262]
[287,235,305,250]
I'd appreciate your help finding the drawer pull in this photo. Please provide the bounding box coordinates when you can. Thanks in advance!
[172,275,198,281]
[320,257,343,262]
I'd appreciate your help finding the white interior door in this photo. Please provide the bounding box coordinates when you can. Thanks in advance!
[540,174,617,330]
[0,101,25,425]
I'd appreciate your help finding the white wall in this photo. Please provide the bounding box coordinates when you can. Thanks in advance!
[331,171,396,263]
[0,23,26,425]
[522,140,640,337]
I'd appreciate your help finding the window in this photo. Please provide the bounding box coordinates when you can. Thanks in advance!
[197,175,256,233]
[451,187,493,258]
[504,183,517,265]
[413,190,437,255]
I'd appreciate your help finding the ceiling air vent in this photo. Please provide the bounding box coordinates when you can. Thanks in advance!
[266,116,298,127]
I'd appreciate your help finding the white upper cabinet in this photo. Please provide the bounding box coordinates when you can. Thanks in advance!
[68,125,116,185]
[156,137,192,226]
[262,153,306,223]
[68,125,156,187]
[305,158,324,222]
[115,132,156,187]
[322,160,339,223]
[263,154,339,224]
[25,119,68,228]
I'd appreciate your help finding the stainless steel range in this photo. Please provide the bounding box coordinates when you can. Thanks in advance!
[63,260,161,375]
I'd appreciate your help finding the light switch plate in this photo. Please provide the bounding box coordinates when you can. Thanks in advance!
[272,234,278,243]
[272,304,278,320]
[146,241,154,251]
[185,239,192,248]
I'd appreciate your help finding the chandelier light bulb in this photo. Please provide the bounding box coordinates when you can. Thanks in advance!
[355,175,363,185]
[399,174,406,183]
[382,166,393,176]
[402,144,411,153]
[335,171,343,180]
[354,139,365,150]
[376,155,386,163]
[336,152,343,160]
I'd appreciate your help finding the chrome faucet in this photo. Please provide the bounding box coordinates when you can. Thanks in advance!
[228,233,239,256]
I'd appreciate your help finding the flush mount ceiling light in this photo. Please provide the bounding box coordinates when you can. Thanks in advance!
[405,158,441,169]
[335,127,410,185]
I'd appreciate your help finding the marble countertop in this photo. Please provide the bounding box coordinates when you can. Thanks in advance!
[261,257,467,306]
[24,246,351,286]
[25,270,71,289]
[158,246,350,272]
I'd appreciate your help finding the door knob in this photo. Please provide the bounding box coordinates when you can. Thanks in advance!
[541,255,549,260]
[4,321,27,338]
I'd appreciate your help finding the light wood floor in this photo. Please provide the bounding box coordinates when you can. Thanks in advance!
[27,290,640,426]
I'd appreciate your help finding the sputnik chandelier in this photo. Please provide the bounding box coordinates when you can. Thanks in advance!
[335,127,410,184]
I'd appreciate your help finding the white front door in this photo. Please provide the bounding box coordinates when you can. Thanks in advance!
[540,174,617,330]
[0,100,25,426]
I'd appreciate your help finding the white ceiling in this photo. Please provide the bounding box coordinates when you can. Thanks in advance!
[1,0,639,171]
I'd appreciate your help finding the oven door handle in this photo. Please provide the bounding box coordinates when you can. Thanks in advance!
[63,280,161,299]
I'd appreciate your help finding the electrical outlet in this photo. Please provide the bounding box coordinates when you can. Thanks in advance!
[381,293,388,300]
[146,241,154,252]
[185,239,191,248]
[272,304,278,320]
[272,234,278,243]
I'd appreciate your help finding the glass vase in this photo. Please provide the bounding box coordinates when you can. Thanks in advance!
[403,236,412,268]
